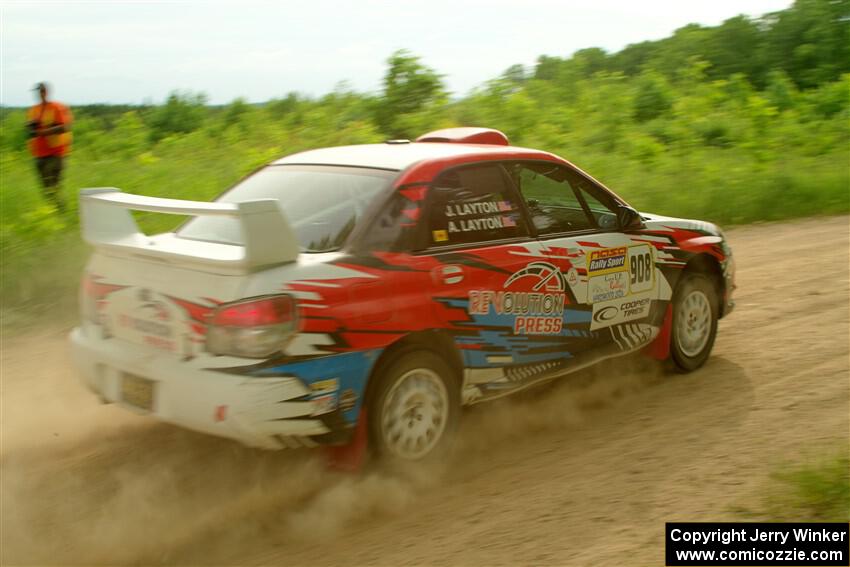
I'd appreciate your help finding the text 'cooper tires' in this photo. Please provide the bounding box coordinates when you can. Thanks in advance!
[368,350,460,462]
[670,272,719,373]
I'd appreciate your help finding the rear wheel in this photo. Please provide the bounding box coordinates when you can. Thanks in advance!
[369,351,460,462]
[670,273,719,372]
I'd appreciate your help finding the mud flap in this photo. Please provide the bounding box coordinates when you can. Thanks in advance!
[323,409,369,472]
[645,304,672,360]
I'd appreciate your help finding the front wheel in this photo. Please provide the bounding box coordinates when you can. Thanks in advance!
[670,273,719,372]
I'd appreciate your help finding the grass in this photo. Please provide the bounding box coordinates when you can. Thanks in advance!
[1,123,848,331]
[735,450,850,522]
[0,136,278,330]
[766,452,850,521]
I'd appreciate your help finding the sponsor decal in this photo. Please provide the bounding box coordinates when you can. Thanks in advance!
[587,246,627,275]
[441,199,519,235]
[588,271,628,303]
[593,305,619,324]
[432,229,449,242]
[448,215,517,233]
[311,393,338,416]
[118,292,177,351]
[469,290,566,316]
[141,335,176,352]
[621,298,651,317]
[590,296,652,330]
[310,378,339,395]
[445,201,513,217]
[109,288,181,352]
[138,299,171,322]
[339,389,358,412]
[468,261,567,335]
[514,316,563,334]
[118,314,173,338]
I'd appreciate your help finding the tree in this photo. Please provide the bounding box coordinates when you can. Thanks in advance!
[610,41,658,76]
[704,15,765,83]
[376,50,446,138]
[632,72,673,122]
[501,64,527,85]
[762,0,850,88]
[571,48,609,77]
[646,24,711,80]
[765,70,799,111]
[222,97,250,129]
[148,91,207,142]
[534,55,563,81]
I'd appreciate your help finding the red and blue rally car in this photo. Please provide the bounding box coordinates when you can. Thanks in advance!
[70,127,735,461]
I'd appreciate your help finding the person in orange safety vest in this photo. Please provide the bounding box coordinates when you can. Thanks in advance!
[26,82,73,213]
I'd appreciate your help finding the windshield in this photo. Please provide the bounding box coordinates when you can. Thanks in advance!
[178,165,395,252]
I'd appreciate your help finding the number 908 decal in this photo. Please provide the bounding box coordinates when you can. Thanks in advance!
[628,244,654,294]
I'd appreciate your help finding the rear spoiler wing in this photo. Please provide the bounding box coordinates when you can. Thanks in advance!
[79,188,299,273]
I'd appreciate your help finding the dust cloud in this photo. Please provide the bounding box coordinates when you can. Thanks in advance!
[3,216,847,566]
[1,329,659,565]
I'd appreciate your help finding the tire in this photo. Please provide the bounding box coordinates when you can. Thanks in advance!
[669,272,719,373]
[368,350,460,462]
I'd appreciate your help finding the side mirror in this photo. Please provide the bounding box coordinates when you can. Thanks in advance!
[616,205,644,231]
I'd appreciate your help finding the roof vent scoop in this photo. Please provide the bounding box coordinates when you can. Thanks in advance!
[416,127,509,146]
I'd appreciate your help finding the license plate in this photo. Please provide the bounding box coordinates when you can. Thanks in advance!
[121,373,155,411]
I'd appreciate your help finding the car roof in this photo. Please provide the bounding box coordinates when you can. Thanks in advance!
[272,142,558,172]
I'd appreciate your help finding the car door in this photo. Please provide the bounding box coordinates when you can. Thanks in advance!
[422,162,539,334]
[417,162,603,400]
[505,160,661,358]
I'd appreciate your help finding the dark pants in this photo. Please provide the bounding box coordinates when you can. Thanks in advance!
[35,155,65,212]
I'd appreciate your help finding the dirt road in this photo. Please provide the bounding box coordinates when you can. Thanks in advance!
[2,216,848,566]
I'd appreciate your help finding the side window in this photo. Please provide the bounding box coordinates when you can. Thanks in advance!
[508,162,619,234]
[571,176,620,231]
[427,164,527,248]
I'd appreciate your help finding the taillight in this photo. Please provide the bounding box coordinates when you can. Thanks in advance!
[206,295,298,358]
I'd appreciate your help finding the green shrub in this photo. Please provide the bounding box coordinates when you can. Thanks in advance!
[763,452,850,521]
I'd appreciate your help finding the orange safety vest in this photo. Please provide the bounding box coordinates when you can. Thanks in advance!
[26,101,73,158]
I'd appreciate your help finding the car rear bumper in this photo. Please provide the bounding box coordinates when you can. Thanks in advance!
[69,326,333,449]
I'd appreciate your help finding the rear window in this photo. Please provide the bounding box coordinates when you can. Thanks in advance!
[178,165,395,252]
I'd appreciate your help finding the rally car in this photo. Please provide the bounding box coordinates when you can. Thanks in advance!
[70,127,735,461]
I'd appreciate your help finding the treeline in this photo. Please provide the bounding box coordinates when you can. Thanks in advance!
[534,0,849,89]
[2,0,848,146]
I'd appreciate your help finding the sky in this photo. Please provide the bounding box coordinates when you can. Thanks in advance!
[1,0,794,107]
